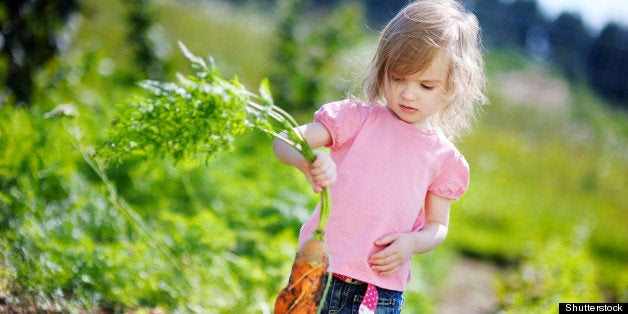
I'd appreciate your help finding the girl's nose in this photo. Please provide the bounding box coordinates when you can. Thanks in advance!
[401,84,417,101]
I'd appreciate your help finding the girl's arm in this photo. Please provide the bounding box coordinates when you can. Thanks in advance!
[273,122,336,192]
[368,192,451,276]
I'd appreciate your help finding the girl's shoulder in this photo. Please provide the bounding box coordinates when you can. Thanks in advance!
[320,98,375,112]
[434,128,461,150]
[432,129,466,164]
[315,99,378,149]
[315,99,377,122]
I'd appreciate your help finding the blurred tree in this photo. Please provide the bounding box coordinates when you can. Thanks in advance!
[586,23,628,108]
[271,0,300,109]
[270,0,364,111]
[469,0,519,48]
[510,0,543,49]
[125,0,163,80]
[466,0,627,110]
[0,0,79,106]
[361,0,405,28]
[547,12,592,80]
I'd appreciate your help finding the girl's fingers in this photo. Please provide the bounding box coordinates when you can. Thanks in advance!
[317,174,336,187]
[311,167,336,186]
[369,249,395,265]
[374,233,399,247]
[313,170,335,182]
[371,260,401,275]
[306,152,336,191]
[378,267,400,276]
[370,252,403,275]
[311,159,334,174]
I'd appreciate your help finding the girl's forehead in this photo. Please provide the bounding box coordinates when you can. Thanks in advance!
[389,50,450,79]
[423,51,450,77]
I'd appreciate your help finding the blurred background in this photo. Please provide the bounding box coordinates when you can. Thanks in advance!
[0,0,626,313]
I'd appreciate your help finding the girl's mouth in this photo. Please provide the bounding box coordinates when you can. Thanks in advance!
[399,104,418,113]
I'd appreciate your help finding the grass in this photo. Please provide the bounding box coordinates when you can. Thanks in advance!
[156,0,275,86]
[451,57,628,300]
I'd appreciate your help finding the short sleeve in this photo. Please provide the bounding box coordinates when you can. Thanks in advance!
[314,100,370,149]
[428,154,470,200]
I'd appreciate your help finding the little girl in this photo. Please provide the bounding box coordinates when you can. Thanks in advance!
[273,0,487,313]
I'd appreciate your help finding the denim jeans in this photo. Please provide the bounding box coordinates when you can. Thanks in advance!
[320,276,404,314]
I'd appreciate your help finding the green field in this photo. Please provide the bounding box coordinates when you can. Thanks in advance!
[1,0,626,312]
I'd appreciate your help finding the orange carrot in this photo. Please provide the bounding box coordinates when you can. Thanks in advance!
[274,233,330,314]
[275,159,332,313]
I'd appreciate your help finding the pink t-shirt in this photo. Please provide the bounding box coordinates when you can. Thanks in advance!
[297,99,469,292]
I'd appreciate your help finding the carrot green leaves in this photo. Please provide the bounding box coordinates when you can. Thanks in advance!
[102,42,330,234]
[102,42,314,165]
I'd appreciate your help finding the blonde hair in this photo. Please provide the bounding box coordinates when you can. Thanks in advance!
[363,0,487,140]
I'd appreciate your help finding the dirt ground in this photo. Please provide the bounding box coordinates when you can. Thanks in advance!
[435,257,502,314]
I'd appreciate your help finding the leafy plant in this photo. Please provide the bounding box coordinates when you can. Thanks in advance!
[103,41,330,233]
[101,42,333,309]
[497,225,602,313]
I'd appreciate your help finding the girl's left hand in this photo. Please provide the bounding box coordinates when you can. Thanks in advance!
[368,233,414,276]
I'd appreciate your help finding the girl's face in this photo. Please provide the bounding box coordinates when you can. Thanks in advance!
[384,51,450,129]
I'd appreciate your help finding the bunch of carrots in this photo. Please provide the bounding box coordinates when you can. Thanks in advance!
[104,43,332,313]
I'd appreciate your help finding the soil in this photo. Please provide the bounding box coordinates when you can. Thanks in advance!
[435,257,502,314]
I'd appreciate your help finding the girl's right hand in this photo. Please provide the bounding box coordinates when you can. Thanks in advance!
[302,151,336,193]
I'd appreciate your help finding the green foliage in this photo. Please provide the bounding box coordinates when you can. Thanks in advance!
[0,34,311,311]
[102,42,314,165]
[271,0,365,111]
[497,226,602,313]
[0,106,137,311]
[404,248,457,313]
[125,0,164,79]
[0,104,313,312]
[0,0,79,104]
[156,0,275,87]
[451,64,628,302]
[103,53,248,164]
[101,41,334,236]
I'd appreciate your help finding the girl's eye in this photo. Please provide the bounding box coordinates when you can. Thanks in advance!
[421,84,434,91]
[391,75,403,82]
